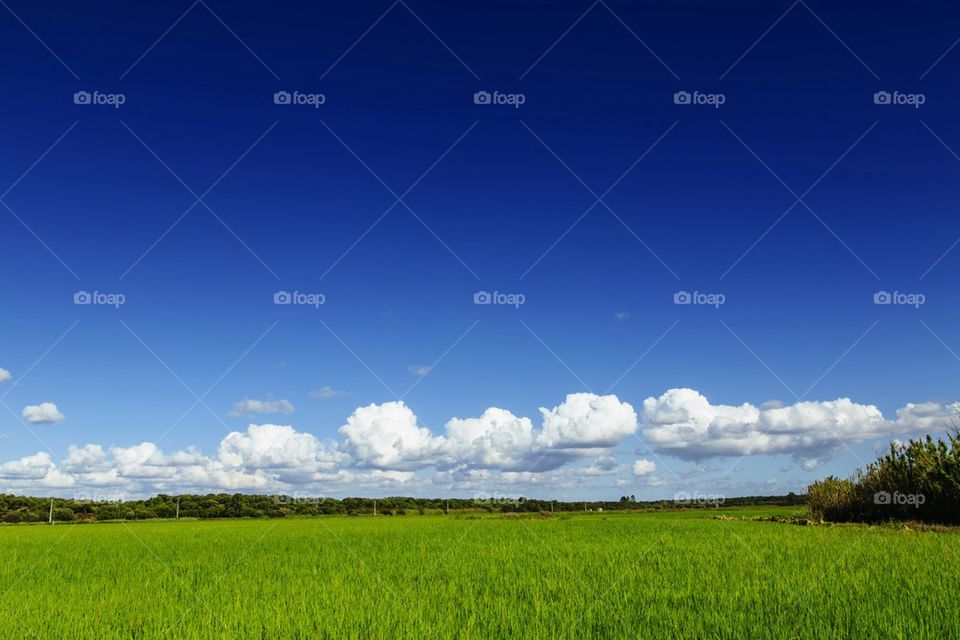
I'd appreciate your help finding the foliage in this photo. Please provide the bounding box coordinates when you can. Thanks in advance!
[0,492,805,524]
[806,476,857,522]
[808,430,960,524]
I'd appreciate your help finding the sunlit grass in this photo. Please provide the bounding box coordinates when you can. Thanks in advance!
[0,508,956,638]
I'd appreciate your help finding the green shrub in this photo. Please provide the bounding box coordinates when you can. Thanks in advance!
[809,429,960,524]
[807,476,857,522]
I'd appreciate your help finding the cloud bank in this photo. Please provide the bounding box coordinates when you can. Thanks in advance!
[0,393,638,495]
[0,390,955,495]
[642,388,958,469]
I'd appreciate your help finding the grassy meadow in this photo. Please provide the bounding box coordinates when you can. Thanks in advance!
[0,507,956,639]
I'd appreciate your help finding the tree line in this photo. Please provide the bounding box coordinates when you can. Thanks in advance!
[0,492,804,524]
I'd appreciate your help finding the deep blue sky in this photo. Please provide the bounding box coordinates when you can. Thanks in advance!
[2,0,960,498]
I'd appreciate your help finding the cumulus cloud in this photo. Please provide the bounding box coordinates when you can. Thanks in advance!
[642,388,959,469]
[0,424,354,495]
[229,399,294,416]
[338,393,638,473]
[2,390,954,495]
[538,393,638,449]
[0,368,10,382]
[443,408,537,471]
[0,452,55,479]
[0,452,74,488]
[893,401,960,432]
[22,402,64,424]
[0,393,640,495]
[632,459,657,476]
[339,401,442,470]
[218,424,346,483]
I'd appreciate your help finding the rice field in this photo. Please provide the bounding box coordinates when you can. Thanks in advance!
[0,508,956,639]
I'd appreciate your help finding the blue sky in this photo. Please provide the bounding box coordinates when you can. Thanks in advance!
[2,0,960,500]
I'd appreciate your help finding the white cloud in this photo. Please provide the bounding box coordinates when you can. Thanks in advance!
[0,394,641,494]
[336,393,638,474]
[22,402,64,424]
[893,401,960,432]
[0,368,11,382]
[310,386,349,400]
[642,388,958,468]
[614,312,630,320]
[2,391,955,495]
[408,365,431,377]
[538,393,638,449]
[218,424,345,478]
[0,452,55,479]
[632,459,657,476]
[63,444,107,471]
[443,408,537,471]
[229,399,295,416]
[339,401,442,470]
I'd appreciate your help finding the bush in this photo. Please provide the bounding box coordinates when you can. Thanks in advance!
[809,429,960,524]
[52,508,75,522]
[807,476,857,522]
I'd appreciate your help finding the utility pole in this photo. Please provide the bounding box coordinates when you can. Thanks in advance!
[445,499,449,515]
[48,499,53,525]
[176,497,180,520]
[373,499,377,517]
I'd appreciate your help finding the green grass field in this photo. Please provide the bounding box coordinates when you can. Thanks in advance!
[1,507,956,639]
